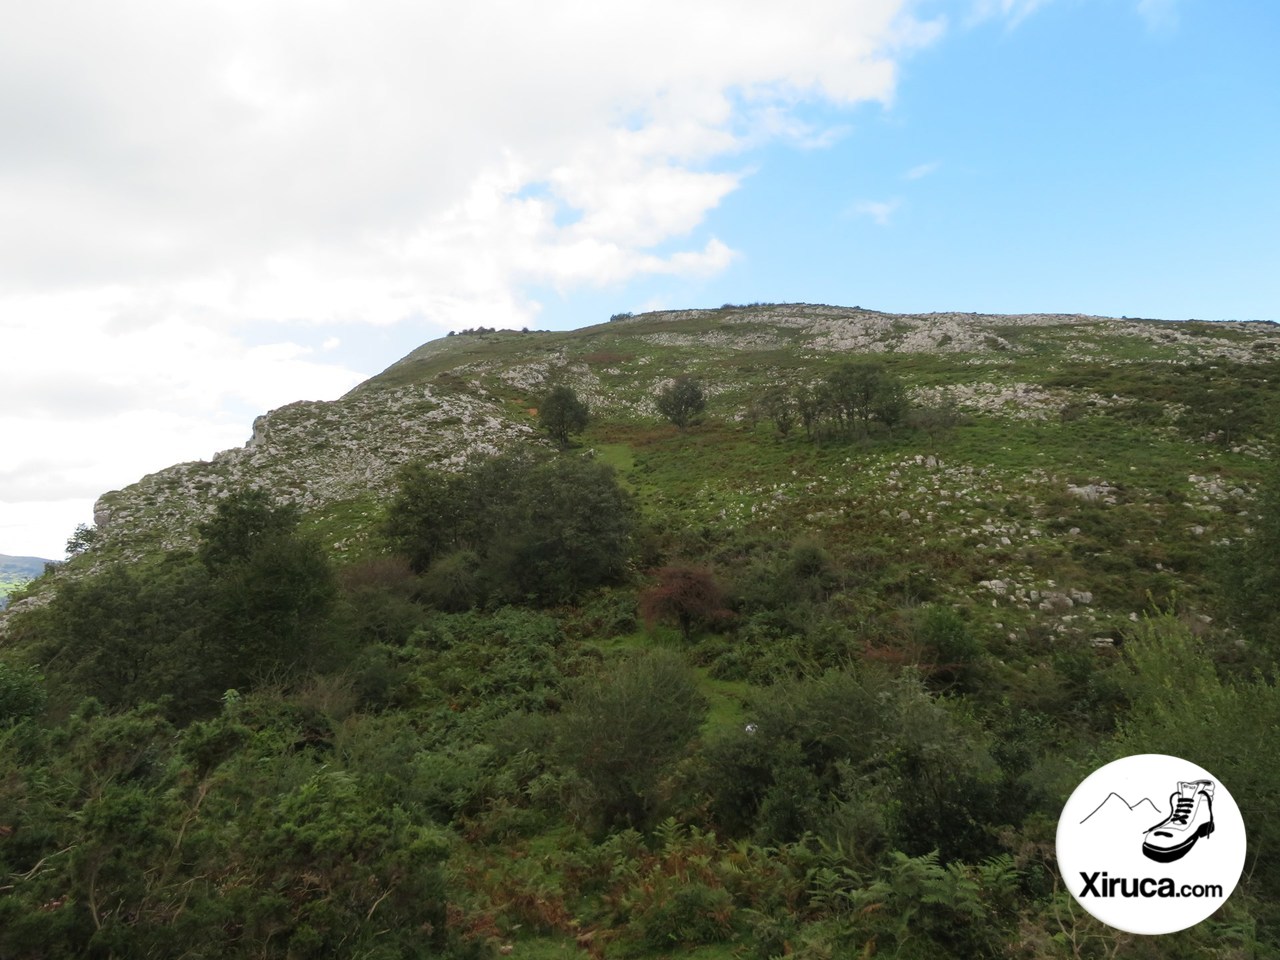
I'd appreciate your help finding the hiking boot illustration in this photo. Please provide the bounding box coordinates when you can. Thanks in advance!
[1142,780,1215,863]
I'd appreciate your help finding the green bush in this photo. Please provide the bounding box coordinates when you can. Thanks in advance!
[631,880,735,951]
[702,667,1003,859]
[655,375,707,429]
[15,489,338,721]
[385,451,637,605]
[1115,617,1280,899]
[538,383,590,446]
[554,649,706,831]
[0,660,46,725]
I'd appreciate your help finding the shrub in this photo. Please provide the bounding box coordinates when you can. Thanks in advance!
[631,880,735,951]
[385,452,636,605]
[1115,616,1280,895]
[702,667,1002,858]
[639,565,732,641]
[553,649,706,831]
[0,661,46,725]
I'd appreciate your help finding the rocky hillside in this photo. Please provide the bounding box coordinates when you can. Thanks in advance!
[5,304,1280,960]
[11,302,1279,640]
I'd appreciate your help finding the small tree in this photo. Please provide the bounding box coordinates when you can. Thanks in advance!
[65,522,99,558]
[640,565,732,641]
[795,384,821,440]
[537,384,590,447]
[760,386,795,437]
[385,452,636,605]
[554,649,707,829]
[656,376,706,429]
[817,362,911,438]
[871,375,909,434]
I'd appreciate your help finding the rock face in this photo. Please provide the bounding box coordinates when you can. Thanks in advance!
[92,384,536,557]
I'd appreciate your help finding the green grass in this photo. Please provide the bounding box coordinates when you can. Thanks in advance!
[301,494,386,562]
[694,669,752,736]
[0,578,29,604]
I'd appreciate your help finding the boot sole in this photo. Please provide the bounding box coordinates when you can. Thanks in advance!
[1142,821,1214,863]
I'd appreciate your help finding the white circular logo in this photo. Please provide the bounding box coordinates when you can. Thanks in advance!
[1057,754,1246,935]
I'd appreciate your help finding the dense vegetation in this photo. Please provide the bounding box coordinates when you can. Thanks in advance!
[3,309,1280,958]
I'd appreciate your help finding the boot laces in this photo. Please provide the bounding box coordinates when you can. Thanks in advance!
[1170,796,1195,825]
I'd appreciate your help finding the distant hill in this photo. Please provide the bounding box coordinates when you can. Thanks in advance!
[0,553,53,609]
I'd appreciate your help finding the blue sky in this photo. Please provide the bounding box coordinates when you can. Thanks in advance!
[2,0,1277,559]
[550,0,1279,326]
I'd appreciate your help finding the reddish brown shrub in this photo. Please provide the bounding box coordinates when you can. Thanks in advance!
[640,565,733,640]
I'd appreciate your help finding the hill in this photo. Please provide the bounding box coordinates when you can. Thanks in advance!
[50,304,1280,639]
[0,554,51,609]
[2,303,1279,958]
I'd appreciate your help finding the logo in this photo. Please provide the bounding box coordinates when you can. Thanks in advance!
[1056,754,1246,935]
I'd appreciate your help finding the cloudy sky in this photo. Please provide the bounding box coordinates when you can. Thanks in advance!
[2,0,1277,559]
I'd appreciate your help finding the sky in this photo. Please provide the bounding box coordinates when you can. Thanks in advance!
[2,0,1277,560]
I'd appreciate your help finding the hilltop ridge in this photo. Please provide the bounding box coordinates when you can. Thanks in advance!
[7,302,1278,638]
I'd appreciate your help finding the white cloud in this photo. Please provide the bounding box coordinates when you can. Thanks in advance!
[904,160,942,180]
[968,0,1052,28]
[852,199,902,226]
[0,0,942,555]
[972,0,1177,32]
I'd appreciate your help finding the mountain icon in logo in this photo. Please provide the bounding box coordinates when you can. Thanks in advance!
[1080,792,1162,827]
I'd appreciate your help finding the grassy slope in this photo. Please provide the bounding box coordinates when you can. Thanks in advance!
[28,306,1276,646]
[320,309,1279,650]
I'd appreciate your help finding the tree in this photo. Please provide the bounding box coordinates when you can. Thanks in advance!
[871,374,909,433]
[640,565,732,641]
[196,489,300,571]
[760,386,795,437]
[383,463,469,572]
[65,523,98,558]
[656,375,706,429]
[817,361,911,438]
[823,362,881,435]
[554,649,707,829]
[483,456,636,604]
[794,383,821,440]
[27,556,213,712]
[385,451,637,605]
[537,384,590,446]
[205,527,337,686]
[195,487,338,691]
